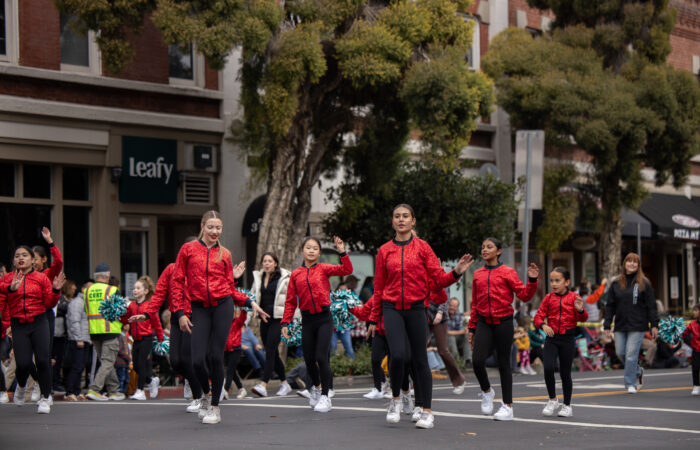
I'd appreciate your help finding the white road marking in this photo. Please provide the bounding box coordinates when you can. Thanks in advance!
[524,383,625,389]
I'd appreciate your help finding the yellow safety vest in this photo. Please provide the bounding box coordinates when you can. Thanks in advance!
[84,282,122,335]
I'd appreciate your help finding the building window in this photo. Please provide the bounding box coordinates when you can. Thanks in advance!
[0,0,17,63]
[23,164,51,199]
[60,13,100,74]
[63,167,90,201]
[169,43,204,87]
[462,16,481,71]
[0,162,14,197]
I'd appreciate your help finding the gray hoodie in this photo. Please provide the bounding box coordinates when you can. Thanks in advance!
[66,293,90,343]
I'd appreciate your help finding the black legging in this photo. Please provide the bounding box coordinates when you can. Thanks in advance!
[0,336,10,392]
[224,348,243,391]
[65,341,87,396]
[301,310,333,396]
[191,297,233,407]
[170,314,202,399]
[692,352,700,386]
[383,302,432,409]
[12,315,52,398]
[133,336,154,390]
[472,316,514,404]
[543,334,576,405]
[370,334,388,390]
[52,336,66,389]
[260,318,286,382]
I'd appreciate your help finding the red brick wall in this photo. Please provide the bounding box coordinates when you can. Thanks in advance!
[205,64,219,90]
[509,0,554,30]
[668,34,697,71]
[19,0,60,69]
[106,17,169,83]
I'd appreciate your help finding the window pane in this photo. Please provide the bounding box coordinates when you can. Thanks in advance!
[63,166,89,201]
[23,164,51,199]
[63,205,90,283]
[0,163,14,196]
[1,1,7,56]
[60,14,89,66]
[0,203,52,269]
[169,44,193,79]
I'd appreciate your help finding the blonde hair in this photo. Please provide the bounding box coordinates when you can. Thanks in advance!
[136,275,156,301]
[198,210,228,262]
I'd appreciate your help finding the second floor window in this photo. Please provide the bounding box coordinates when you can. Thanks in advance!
[1,1,7,56]
[169,43,193,80]
[60,14,89,67]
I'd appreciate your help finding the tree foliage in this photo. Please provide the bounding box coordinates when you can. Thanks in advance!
[323,161,521,259]
[483,0,700,276]
[536,164,579,254]
[58,0,494,267]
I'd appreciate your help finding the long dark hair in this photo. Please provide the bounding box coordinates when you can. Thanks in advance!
[261,252,281,278]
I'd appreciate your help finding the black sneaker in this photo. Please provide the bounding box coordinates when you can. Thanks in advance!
[637,367,644,390]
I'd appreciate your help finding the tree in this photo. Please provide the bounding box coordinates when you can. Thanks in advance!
[58,0,493,268]
[483,1,700,277]
[536,164,579,254]
[323,161,521,259]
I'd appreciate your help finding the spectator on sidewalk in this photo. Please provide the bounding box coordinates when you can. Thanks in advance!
[446,298,469,362]
[65,282,91,401]
[241,325,265,378]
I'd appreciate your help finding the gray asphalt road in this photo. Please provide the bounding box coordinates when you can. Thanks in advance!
[1,369,698,449]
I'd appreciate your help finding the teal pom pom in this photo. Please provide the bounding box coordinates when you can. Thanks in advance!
[281,317,302,347]
[236,287,255,312]
[330,289,363,332]
[98,294,128,322]
[152,336,170,356]
[659,317,686,345]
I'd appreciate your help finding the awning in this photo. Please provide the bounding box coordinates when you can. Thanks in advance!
[638,193,700,242]
[621,208,652,238]
[241,195,266,236]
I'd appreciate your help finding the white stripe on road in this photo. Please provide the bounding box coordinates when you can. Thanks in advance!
[227,402,700,435]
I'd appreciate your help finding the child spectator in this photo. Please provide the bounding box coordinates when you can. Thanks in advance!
[115,326,131,396]
[681,304,700,395]
[528,323,546,367]
[514,326,535,375]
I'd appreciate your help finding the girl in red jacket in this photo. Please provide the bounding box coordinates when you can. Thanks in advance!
[350,295,388,400]
[468,237,539,421]
[171,210,268,424]
[0,245,65,414]
[534,267,587,417]
[223,307,248,400]
[281,236,353,413]
[682,304,700,395]
[368,204,473,429]
[122,276,164,401]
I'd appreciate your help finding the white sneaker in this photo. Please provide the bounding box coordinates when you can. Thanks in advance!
[627,386,637,394]
[692,386,700,396]
[183,380,192,399]
[411,406,423,423]
[328,389,335,398]
[314,395,332,413]
[381,381,390,395]
[527,366,537,375]
[130,389,147,401]
[276,383,292,396]
[493,403,514,421]
[252,383,268,397]
[36,397,50,414]
[236,388,247,399]
[31,384,40,402]
[479,388,495,415]
[14,385,26,406]
[519,366,529,375]
[149,377,160,399]
[0,392,9,404]
[309,386,321,408]
[453,382,467,395]
[558,404,573,417]
[186,399,202,413]
[363,388,383,400]
[542,399,560,416]
[202,406,221,424]
[401,392,414,414]
[386,398,401,423]
[48,395,53,406]
[220,388,229,402]
[198,395,211,418]
[109,392,126,401]
[297,389,311,399]
[415,411,434,429]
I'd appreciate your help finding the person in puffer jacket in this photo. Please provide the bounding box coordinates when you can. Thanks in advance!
[468,237,539,422]
[282,236,353,414]
[368,204,473,430]
[171,210,268,425]
[65,283,91,401]
[534,267,587,418]
[0,245,65,414]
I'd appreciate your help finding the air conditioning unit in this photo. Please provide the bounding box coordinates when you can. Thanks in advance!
[183,143,218,173]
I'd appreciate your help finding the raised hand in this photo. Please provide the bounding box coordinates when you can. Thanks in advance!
[233,261,246,279]
[41,227,53,244]
[53,272,66,290]
[527,263,540,279]
[455,254,474,275]
[10,271,24,291]
[333,236,345,254]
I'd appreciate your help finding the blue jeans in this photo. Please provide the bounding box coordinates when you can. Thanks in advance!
[242,347,266,370]
[330,330,355,359]
[116,367,129,393]
[614,331,644,388]
[427,350,445,371]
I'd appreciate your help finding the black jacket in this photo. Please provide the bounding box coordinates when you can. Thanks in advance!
[603,274,659,332]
